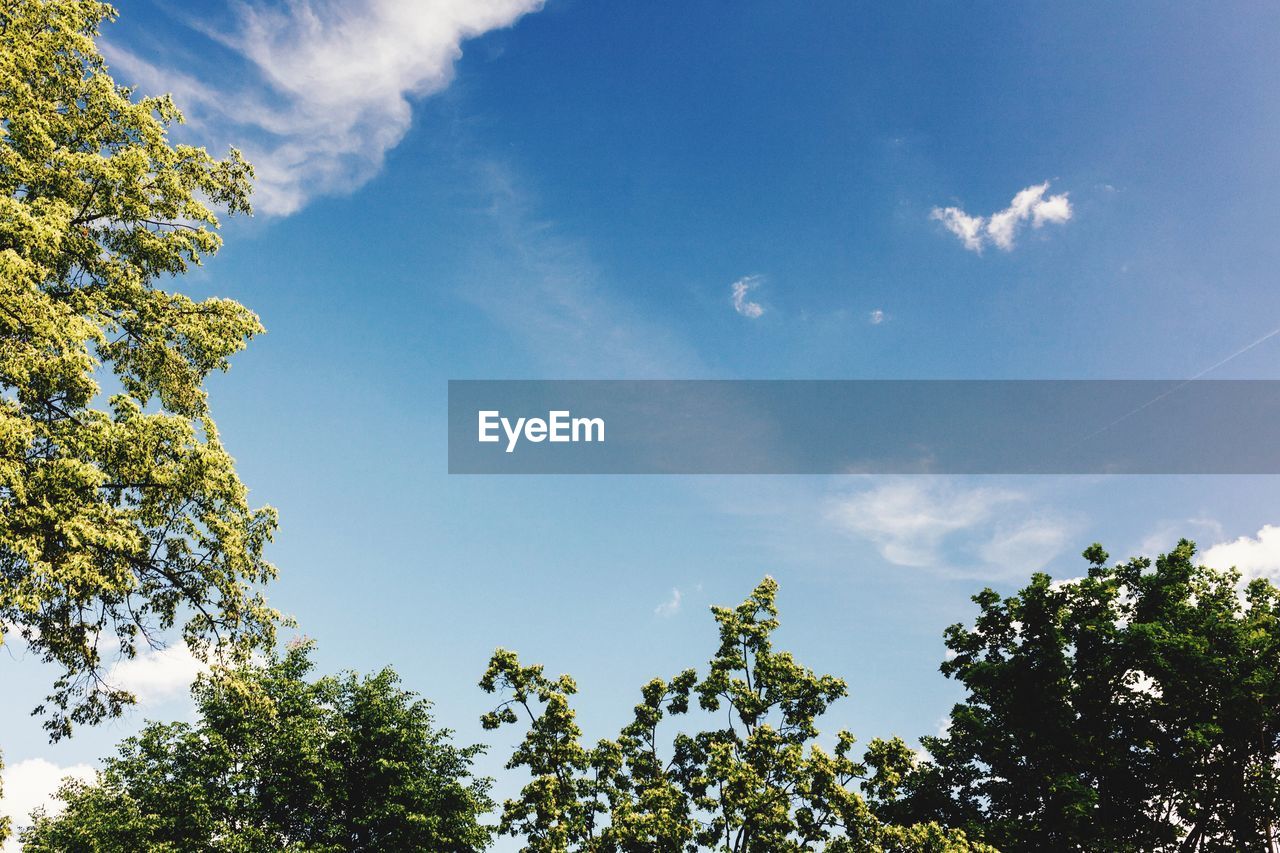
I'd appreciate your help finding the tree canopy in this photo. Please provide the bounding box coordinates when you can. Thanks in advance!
[14,544,1280,852]
[882,541,1280,852]
[480,576,994,853]
[0,0,275,738]
[0,750,9,848]
[21,641,494,851]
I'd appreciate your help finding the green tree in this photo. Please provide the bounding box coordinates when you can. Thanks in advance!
[0,0,275,738]
[21,641,493,851]
[480,577,994,852]
[0,749,9,847]
[888,541,1280,852]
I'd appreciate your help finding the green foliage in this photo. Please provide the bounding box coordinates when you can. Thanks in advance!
[481,577,994,852]
[890,541,1280,852]
[0,0,276,738]
[0,749,9,847]
[21,641,493,851]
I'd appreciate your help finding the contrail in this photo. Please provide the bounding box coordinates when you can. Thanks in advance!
[1186,325,1280,381]
[1072,324,1280,447]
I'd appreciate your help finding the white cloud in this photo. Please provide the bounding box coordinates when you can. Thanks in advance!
[827,479,1071,577]
[731,276,765,319]
[104,0,545,215]
[931,182,1072,253]
[1,758,95,849]
[930,206,986,252]
[655,588,683,617]
[1202,524,1280,582]
[828,479,1021,568]
[979,518,1071,573]
[106,643,206,705]
[1031,192,1072,229]
[868,309,886,325]
[1136,518,1224,559]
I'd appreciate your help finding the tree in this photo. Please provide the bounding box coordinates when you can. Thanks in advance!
[21,641,494,851]
[886,541,1280,852]
[0,0,276,739]
[480,576,994,852]
[0,749,9,847]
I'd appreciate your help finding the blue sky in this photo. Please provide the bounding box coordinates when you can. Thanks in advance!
[7,0,1280,840]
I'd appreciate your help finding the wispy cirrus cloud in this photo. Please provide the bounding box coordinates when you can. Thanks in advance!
[931,182,1072,253]
[459,161,704,377]
[827,478,1071,577]
[828,479,1019,568]
[104,0,545,215]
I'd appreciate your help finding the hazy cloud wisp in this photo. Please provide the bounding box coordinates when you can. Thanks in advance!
[828,479,1070,576]
[655,588,683,617]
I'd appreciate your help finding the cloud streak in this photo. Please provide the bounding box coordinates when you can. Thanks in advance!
[931,182,1072,253]
[459,161,703,377]
[105,0,545,215]
[829,479,1020,568]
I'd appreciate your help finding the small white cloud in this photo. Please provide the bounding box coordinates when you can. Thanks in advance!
[1202,524,1280,582]
[930,206,986,252]
[1031,192,1072,228]
[1049,575,1086,590]
[1,758,95,849]
[731,276,765,319]
[868,309,886,325]
[931,182,1072,253]
[106,643,206,705]
[655,588,683,617]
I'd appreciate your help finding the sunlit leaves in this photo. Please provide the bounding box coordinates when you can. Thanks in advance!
[481,579,995,852]
[0,0,276,739]
[22,642,493,850]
